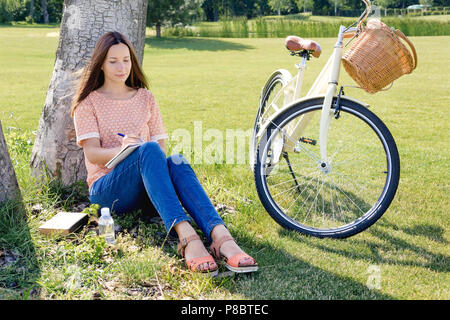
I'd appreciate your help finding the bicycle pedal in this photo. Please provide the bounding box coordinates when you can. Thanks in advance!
[299,137,317,145]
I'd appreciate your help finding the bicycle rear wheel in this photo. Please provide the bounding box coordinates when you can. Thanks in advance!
[254,97,400,238]
[250,70,292,171]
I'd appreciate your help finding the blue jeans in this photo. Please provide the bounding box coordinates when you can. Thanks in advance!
[89,141,225,242]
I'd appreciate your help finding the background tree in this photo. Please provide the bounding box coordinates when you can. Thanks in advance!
[202,0,220,20]
[1,0,64,24]
[311,0,332,15]
[295,0,314,12]
[332,0,346,15]
[30,0,148,187]
[2,0,450,24]
[201,0,273,20]
[28,0,33,21]
[29,0,49,23]
[419,0,434,6]
[268,0,292,14]
[375,0,394,7]
[253,0,272,16]
[147,0,204,37]
[41,0,49,23]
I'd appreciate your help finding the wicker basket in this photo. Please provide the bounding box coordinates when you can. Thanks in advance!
[342,19,417,94]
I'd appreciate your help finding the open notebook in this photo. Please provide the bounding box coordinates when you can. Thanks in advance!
[105,142,144,169]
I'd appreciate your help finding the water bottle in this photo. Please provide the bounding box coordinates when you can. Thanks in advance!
[98,207,115,244]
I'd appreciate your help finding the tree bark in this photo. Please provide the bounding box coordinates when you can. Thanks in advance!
[41,0,49,24]
[0,121,21,204]
[30,0,148,187]
[155,22,161,38]
[29,0,35,21]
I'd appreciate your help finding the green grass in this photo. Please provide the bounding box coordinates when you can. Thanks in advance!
[163,15,450,37]
[0,26,449,300]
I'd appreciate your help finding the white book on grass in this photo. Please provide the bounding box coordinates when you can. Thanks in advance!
[105,142,144,169]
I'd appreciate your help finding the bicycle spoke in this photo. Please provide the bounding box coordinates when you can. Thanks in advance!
[268,121,321,164]
[333,178,367,216]
[270,181,303,198]
[283,171,321,215]
[333,170,378,197]
[327,173,338,225]
[333,154,382,168]
[303,176,324,226]
[331,174,350,223]
[292,172,321,220]
[269,169,317,189]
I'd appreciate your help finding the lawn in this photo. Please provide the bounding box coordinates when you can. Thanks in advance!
[0,26,449,300]
[163,14,450,37]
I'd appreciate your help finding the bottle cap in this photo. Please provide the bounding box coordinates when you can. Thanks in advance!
[101,207,111,217]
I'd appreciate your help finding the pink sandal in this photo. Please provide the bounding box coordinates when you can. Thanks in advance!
[177,234,218,276]
[210,235,258,273]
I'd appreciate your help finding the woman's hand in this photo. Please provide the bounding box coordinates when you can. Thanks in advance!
[121,134,144,149]
[81,137,122,167]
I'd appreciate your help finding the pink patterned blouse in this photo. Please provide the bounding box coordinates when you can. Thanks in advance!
[73,88,168,190]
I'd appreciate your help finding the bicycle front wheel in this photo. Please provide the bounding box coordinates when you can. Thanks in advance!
[254,97,400,238]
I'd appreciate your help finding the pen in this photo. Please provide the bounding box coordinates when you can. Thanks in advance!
[118,133,144,143]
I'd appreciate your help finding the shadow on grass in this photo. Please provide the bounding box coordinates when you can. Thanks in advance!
[278,219,449,274]
[0,198,40,299]
[402,223,448,245]
[145,37,254,52]
[111,211,393,299]
[226,231,393,299]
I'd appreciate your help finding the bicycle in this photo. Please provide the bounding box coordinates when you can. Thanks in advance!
[250,0,400,238]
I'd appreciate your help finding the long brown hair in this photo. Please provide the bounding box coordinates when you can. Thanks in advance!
[70,31,148,117]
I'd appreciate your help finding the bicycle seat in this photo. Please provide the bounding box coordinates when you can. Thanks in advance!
[285,35,322,58]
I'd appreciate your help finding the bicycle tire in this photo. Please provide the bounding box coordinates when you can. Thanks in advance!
[254,97,400,238]
[250,70,292,171]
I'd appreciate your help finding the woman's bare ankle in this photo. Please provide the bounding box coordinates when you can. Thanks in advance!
[210,225,245,258]
[210,224,230,241]
[174,221,214,269]
[174,220,197,240]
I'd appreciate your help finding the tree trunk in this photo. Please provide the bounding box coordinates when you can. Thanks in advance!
[156,22,161,38]
[213,6,219,21]
[29,0,35,21]
[41,0,49,24]
[0,121,21,204]
[30,0,148,187]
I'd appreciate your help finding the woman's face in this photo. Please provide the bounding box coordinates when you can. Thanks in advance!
[101,43,132,84]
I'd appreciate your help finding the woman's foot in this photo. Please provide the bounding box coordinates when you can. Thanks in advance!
[210,225,258,272]
[175,221,218,274]
[183,237,218,272]
[217,239,255,266]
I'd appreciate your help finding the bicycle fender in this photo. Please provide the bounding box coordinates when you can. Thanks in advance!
[256,94,370,139]
[260,69,293,98]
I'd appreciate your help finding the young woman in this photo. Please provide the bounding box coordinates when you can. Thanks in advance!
[71,32,258,275]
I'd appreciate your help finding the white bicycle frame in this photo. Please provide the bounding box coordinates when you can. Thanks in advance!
[255,0,371,170]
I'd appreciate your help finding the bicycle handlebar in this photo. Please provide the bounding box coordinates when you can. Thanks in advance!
[358,0,372,29]
[343,0,371,34]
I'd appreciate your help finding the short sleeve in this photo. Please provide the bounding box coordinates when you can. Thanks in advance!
[73,97,100,147]
[147,92,168,142]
